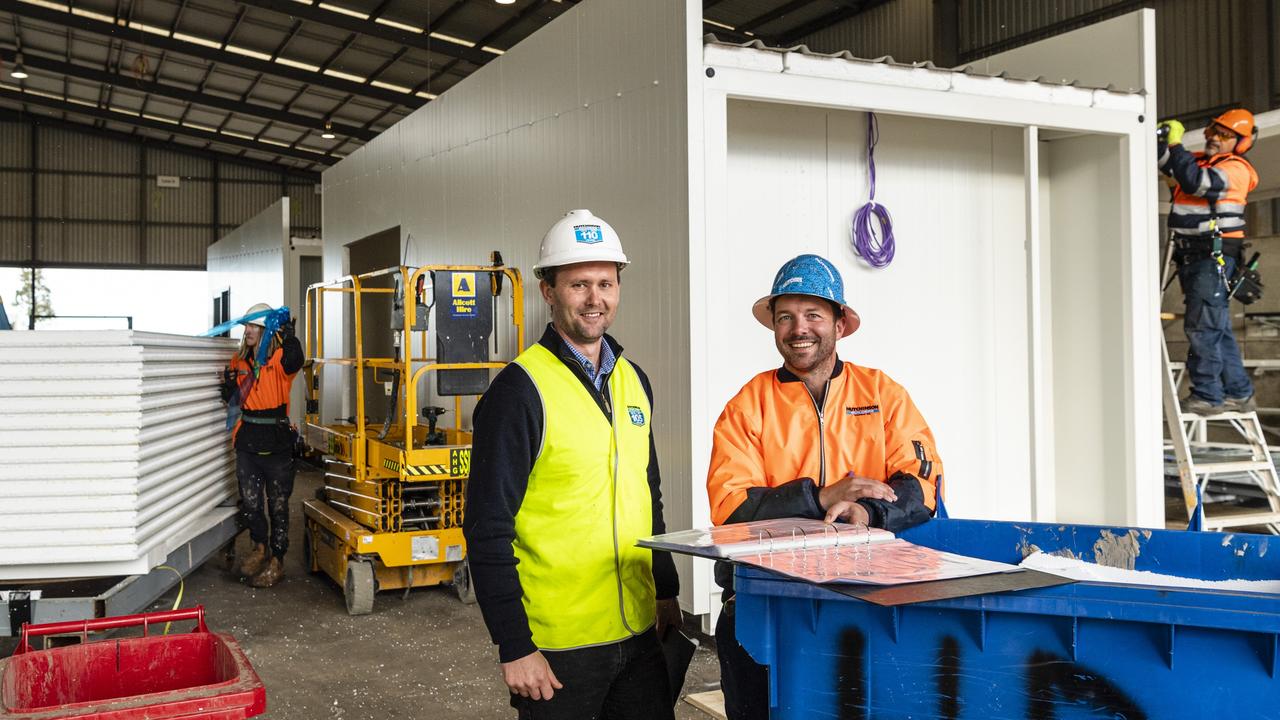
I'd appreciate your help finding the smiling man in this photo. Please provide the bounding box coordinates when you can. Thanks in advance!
[463,209,680,720]
[705,254,944,720]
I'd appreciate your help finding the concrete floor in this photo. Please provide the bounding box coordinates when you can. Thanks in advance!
[4,467,724,719]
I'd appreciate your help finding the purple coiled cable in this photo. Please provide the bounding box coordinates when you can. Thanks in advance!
[851,112,895,268]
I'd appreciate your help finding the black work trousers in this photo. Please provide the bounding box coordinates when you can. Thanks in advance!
[236,450,295,558]
[511,628,674,720]
[715,598,770,720]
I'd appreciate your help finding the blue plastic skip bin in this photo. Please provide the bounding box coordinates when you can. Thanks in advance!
[733,519,1280,719]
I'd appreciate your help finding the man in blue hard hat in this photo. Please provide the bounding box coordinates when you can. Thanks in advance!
[707,253,944,720]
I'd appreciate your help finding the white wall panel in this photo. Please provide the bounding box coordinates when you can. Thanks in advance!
[717,101,1031,522]
[699,10,1160,535]
[974,11,1148,92]
[207,197,290,321]
[322,2,1158,619]
[323,0,695,605]
[1042,135,1131,525]
[207,199,320,423]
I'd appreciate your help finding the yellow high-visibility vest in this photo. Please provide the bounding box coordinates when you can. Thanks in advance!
[512,343,657,650]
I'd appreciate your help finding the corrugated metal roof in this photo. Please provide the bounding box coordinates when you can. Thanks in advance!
[703,35,1148,96]
[0,0,581,174]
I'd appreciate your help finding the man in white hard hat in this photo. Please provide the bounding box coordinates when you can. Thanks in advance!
[464,210,681,719]
[220,302,302,588]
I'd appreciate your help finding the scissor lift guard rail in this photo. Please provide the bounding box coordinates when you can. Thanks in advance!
[299,262,523,614]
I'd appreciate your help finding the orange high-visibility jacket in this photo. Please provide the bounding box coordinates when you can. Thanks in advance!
[1160,145,1258,240]
[708,360,941,532]
[229,345,299,446]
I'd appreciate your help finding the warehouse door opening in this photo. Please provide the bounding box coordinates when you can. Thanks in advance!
[0,267,208,333]
[345,227,400,424]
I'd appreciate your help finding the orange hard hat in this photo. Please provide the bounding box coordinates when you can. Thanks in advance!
[1211,108,1257,153]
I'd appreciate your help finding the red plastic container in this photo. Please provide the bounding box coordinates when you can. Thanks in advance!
[0,606,265,719]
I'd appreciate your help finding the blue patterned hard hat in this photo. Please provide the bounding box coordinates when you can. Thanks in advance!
[752,254,861,337]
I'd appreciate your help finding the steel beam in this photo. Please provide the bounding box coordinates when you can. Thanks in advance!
[738,0,818,34]
[0,50,378,141]
[236,0,494,67]
[0,107,320,180]
[0,89,335,167]
[4,2,422,108]
[411,0,563,99]
[772,0,893,47]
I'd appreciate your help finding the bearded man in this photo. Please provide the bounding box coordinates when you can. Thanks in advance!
[706,253,945,720]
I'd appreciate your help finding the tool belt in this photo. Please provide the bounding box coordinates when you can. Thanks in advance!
[240,413,291,426]
[1172,235,1243,264]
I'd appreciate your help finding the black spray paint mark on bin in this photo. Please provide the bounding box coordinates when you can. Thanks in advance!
[937,636,961,720]
[836,628,868,719]
[1026,650,1148,720]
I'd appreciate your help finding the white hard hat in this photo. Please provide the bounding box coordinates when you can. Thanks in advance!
[533,209,629,279]
[243,302,274,327]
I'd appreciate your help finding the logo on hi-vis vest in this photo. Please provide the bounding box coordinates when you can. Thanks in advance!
[574,225,604,244]
[627,406,646,426]
[846,405,880,416]
[451,272,477,318]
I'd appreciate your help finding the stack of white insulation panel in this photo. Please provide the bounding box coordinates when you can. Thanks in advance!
[0,331,239,580]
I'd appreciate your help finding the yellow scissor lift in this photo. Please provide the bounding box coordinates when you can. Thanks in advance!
[300,263,524,615]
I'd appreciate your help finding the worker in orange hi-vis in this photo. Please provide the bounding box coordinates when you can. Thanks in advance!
[221,303,303,589]
[1158,109,1260,416]
[706,253,944,720]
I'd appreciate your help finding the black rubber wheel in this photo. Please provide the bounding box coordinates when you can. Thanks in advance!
[453,559,476,605]
[302,530,320,575]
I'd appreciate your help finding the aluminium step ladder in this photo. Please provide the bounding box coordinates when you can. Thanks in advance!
[1162,338,1280,533]
[1160,241,1280,533]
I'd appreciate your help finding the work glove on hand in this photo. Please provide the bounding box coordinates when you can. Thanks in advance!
[1156,119,1185,146]
[279,317,296,340]
[219,368,237,404]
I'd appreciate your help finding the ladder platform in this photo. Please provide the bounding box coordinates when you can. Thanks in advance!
[1204,511,1280,529]
[1179,410,1259,421]
[1194,460,1277,475]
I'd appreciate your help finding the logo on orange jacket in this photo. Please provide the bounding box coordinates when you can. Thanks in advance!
[846,405,880,416]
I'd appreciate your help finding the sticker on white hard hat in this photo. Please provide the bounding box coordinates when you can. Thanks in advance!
[574,225,604,244]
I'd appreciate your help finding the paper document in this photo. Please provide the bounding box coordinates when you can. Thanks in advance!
[749,538,1018,585]
[639,518,894,560]
[640,520,1020,586]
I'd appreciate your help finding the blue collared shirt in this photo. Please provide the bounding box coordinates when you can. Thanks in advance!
[558,330,616,392]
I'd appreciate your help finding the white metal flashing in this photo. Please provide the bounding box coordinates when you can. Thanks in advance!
[703,38,1146,119]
